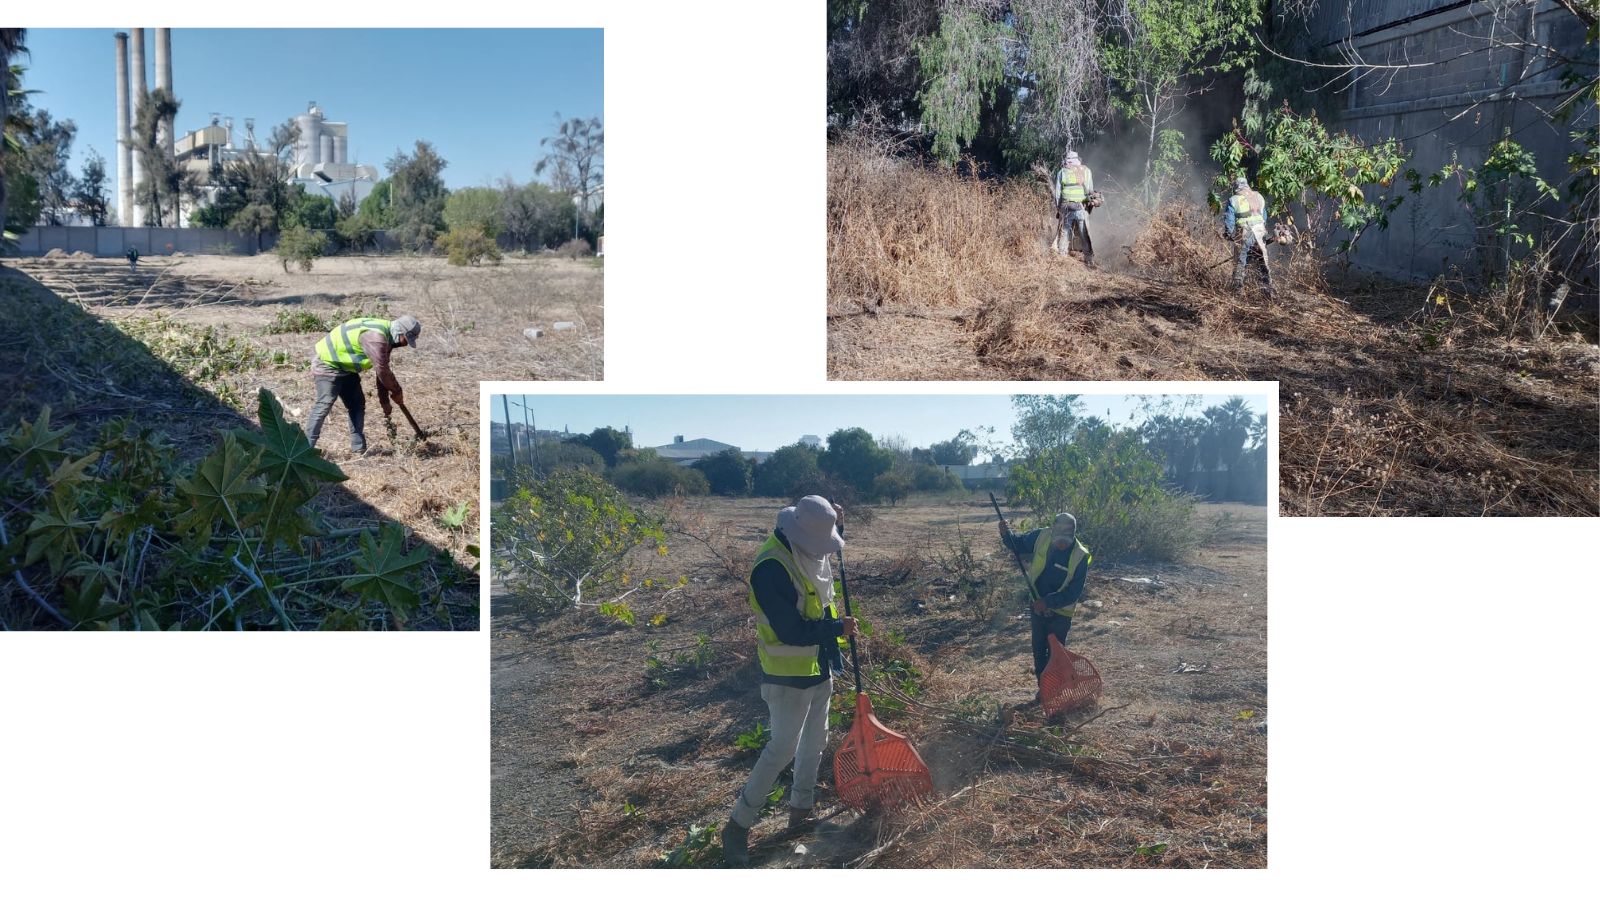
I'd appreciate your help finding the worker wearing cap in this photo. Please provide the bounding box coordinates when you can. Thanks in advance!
[305,314,421,454]
[1053,150,1096,266]
[722,496,859,867]
[999,512,1093,684]
[1224,175,1275,295]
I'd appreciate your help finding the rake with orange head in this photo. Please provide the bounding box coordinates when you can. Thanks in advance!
[990,493,1103,715]
[831,523,933,811]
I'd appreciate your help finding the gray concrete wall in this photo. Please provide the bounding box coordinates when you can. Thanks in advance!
[13,226,255,257]
[11,226,405,258]
[1309,1,1594,281]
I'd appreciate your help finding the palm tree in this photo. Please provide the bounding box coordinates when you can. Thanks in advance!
[1202,398,1256,500]
[1,29,29,246]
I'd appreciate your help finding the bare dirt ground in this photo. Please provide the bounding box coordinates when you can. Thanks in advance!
[490,495,1267,868]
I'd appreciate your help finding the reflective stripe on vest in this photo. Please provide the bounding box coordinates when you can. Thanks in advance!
[316,318,392,373]
[746,534,840,678]
[1060,167,1089,203]
[1231,193,1264,227]
[1026,529,1091,617]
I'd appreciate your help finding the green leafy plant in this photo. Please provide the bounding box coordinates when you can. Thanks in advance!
[734,722,772,752]
[265,309,329,334]
[597,599,636,627]
[492,469,667,618]
[1210,106,1408,259]
[659,823,721,868]
[439,500,471,531]
[0,389,465,630]
[1135,842,1169,858]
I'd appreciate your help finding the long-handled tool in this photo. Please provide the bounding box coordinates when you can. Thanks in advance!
[394,399,428,440]
[988,493,1102,716]
[831,522,933,811]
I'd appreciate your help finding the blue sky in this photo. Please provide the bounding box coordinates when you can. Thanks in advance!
[17,28,602,192]
[490,394,1270,457]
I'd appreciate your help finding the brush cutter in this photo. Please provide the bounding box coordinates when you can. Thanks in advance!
[989,493,1103,715]
[831,523,933,811]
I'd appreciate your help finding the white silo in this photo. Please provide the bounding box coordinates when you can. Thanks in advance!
[320,134,333,166]
[296,102,322,167]
[333,135,348,165]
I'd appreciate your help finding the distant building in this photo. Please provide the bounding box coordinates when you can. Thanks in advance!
[942,462,1008,488]
[653,436,772,467]
[798,434,823,449]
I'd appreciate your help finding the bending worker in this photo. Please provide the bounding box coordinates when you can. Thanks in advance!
[999,512,1092,697]
[722,496,857,868]
[1224,175,1276,295]
[305,314,421,454]
[1053,150,1096,267]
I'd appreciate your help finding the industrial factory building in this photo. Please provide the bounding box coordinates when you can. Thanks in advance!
[112,29,379,226]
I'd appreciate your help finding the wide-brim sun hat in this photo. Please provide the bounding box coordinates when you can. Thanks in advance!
[777,495,844,558]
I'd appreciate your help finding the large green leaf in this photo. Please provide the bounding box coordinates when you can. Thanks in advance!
[174,433,266,545]
[343,524,430,620]
[238,388,346,490]
[25,484,92,574]
[4,406,72,477]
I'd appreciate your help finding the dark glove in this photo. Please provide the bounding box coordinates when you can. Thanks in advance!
[1032,600,1047,616]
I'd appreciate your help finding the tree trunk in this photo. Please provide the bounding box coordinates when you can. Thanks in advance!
[1,49,11,235]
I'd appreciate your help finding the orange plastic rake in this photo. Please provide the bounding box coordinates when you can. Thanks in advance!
[1039,633,1102,716]
[831,526,933,811]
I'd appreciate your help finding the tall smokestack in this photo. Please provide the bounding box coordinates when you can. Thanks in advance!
[155,29,174,163]
[129,28,145,227]
[114,32,132,228]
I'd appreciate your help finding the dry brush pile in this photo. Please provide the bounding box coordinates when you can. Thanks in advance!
[827,145,1600,516]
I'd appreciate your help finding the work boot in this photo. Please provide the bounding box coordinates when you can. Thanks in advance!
[721,819,750,868]
[787,806,815,832]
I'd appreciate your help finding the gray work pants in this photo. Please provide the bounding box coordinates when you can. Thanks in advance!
[306,372,367,451]
[729,678,833,827]
[1232,228,1274,289]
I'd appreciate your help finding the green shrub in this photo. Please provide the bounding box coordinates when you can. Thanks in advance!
[1008,432,1196,563]
[491,470,667,618]
[612,457,708,498]
[440,225,503,267]
[265,310,329,334]
[274,226,327,273]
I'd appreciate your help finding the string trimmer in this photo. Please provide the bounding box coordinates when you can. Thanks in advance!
[989,493,1103,716]
[831,522,934,811]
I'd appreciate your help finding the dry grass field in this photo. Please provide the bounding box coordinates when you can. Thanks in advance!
[491,494,1267,868]
[828,145,1600,516]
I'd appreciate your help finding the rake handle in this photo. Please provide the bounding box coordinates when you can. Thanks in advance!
[990,492,1044,608]
[836,521,864,696]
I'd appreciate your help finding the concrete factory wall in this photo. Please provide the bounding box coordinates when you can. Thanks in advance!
[10,227,406,257]
[13,226,255,257]
[1301,1,1593,281]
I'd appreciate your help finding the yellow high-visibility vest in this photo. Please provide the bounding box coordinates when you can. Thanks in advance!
[1060,167,1091,203]
[316,318,392,373]
[1026,529,1091,617]
[746,534,843,678]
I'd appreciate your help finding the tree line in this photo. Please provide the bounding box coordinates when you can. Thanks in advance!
[492,394,1266,507]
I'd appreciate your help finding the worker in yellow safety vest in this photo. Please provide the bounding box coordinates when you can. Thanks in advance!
[999,512,1092,694]
[304,314,421,454]
[1224,175,1276,296]
[1054,150,1097,267]
[722,495,858,867]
